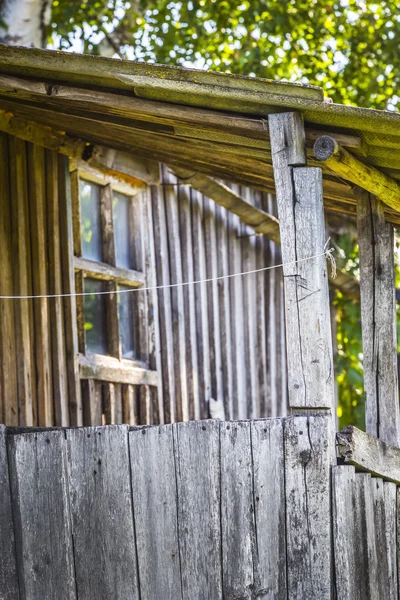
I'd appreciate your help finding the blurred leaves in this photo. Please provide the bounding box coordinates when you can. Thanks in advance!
[50,0,400,109]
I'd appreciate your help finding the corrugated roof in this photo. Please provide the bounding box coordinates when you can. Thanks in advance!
[0,45,399,223]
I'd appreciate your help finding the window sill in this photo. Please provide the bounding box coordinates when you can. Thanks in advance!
[79,353,157,386]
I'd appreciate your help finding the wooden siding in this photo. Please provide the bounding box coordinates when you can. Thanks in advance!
[0,134,287,426]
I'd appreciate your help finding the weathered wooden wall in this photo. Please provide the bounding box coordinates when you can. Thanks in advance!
[1,418,395,599]
[0,134,288,427]
[1,416,331,600]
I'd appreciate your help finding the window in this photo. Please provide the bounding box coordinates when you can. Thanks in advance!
[71,169,145,365]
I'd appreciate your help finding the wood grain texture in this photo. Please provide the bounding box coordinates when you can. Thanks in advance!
[0,426,19,600]
[353,473,378,599]
[58,154,82,426]
[8,430,76,599]
[173,420,222,599]
[337,425,400,483]
[251,419,287,599]
[382,482,398,600]
[46,150,69,426]
[129,425,182,599]
[0,134,18,425]
[357,190,400,446]
[269,112,334,409]
[28,143,53,426]
[220,421,255,598]
[332,465,357,600]
[66,425,140,599]
[284,416,332,599]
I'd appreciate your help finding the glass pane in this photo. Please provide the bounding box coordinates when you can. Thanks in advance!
[113,191,131,269]
[84,278,108,355]
[80,179,102,261]
[118,285,136,359]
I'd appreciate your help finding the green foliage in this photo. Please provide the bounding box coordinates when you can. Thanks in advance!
[50,0,400,109]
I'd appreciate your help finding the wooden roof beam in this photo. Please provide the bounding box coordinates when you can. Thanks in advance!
[314,136,400,213]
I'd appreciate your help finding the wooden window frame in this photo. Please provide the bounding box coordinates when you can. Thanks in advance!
[71,165,149,377]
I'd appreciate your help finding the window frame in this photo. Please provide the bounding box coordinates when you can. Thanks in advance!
[71,163,147,370]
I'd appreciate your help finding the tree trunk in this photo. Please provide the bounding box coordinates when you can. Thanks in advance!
[0,0,50,47]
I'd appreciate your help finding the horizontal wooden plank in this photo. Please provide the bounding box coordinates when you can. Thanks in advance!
[74,256,145,286]
[79,353,158,386]
[337,425,400,483]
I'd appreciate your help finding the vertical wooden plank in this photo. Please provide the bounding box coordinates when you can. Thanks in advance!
[220,421,255,598]
[58,154,82,426]
[204,196,224,412]
[100,184,121,359]
[82,379,102,426]
[122,384,139,425]
[9,136,36,426]
[178,182,200,421]
[66,425,140,599]
[103,382,116,424]
[28,143,53,427]
[0,426,19,600]
[0,133,18,425]
[382,482,398,600]
[265,195,278,417]
[173,420,222,599]
[353,473,378,600]
[46,150,69,426]
[130,190,149,362]
[129,425,182,599]
[151,183,176,423]
[269,112,334,410]
[70,169,82,257]
[332,465,357,600]
[251,419,287,599]
[284,415,332,599]
[191,188,211,420]
[228,211,246,419]
[371,477,395,600]
[164,177,189,421]
[139,384,152,424]
[215,203,233,420]
[143,186,164,423]
[357,191,400,446]
[8,430,76,599]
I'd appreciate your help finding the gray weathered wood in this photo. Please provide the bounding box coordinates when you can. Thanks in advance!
[251,419,287,599]
[0,426,19,600]
[220,421,255,598]
[129,425,182,599]
[382,482,398,600]
[337,425,400,484]
[357,190,400,446]
[8,430,76,599]
[269,112,334,409]
[284,415,332,598]
[353,473,379,599]
[66,425,140,599]
[332,465,357,600]
[173,420,222,599]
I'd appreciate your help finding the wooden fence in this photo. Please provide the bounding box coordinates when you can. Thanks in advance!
[1,417,397,600]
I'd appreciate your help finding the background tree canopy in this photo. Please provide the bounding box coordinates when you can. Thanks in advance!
[3,0,398,429]
[49,0,399,110]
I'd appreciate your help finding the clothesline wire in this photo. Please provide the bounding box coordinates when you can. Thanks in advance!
[0,248,336,300]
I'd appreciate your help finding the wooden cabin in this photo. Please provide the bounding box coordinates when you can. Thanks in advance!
[1,45,400,599]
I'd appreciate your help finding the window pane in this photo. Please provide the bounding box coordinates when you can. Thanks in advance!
[80,179,102,261]
[84,278,108,355]
[118,285,136,359]
[113,192,131,268]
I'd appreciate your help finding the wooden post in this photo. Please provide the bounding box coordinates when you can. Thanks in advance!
[269,112,335,410]
[357,190,400,447]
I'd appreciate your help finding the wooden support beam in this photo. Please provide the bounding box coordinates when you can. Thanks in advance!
[269,112,335,410]
[337,426,400,484]
[314,135,400,213]
[357,190,400,447]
